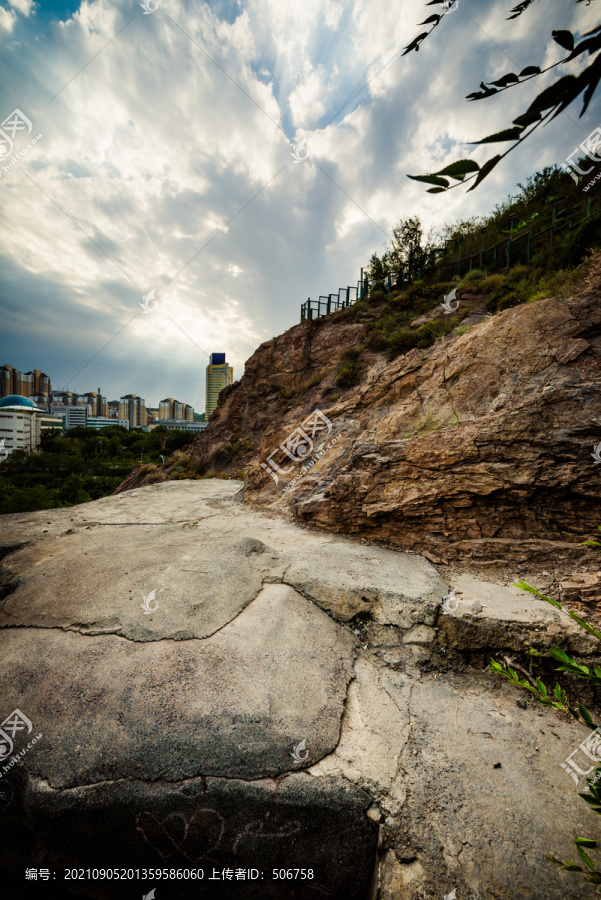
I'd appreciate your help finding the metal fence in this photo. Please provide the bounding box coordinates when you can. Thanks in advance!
[300,283,361,322]
[299,190,598,322]
[434,193,596,282]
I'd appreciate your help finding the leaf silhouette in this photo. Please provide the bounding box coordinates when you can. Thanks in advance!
[526,74,579,115]
[402,32,429,55]
[467,155,502,192]
[519,65,541,77]
[435,159,480,178]
[552,29,575,51]
[507,0,537,18]
[471,127,524,144]
[407,174,450,187]
[467,88,498,101]
[491,73,519,88]
[513,110,541,128]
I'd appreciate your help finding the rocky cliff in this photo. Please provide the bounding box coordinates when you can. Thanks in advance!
[117,265,601,580]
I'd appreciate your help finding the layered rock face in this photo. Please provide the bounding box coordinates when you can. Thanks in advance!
[270,290,601,565]
[118,288,601,569]
[0,481,600,899]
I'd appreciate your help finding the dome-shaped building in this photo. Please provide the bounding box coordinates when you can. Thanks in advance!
[0,394,62,457]
[0,394,42,411]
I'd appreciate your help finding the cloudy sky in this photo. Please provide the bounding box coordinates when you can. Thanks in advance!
[0,0,599,412]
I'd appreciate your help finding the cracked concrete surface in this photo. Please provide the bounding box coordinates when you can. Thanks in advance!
[0,480,599,898]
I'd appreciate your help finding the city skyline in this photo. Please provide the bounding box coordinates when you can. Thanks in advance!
[2,1,599,416]
[0,362,203,413]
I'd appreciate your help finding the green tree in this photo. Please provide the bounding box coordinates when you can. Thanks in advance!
[386,216,436,282]
[365,252,388,292]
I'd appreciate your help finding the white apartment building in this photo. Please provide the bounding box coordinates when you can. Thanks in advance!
[0,396,62,456]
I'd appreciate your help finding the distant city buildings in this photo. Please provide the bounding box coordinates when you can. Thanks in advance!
[1,365,51,399]
[159,397,194,421]
[1,363,202,435]
[61,406,90,430]
[119,394,147,430]
[205,353,233,418]
[154,420,207,433]
[87,416,129,431]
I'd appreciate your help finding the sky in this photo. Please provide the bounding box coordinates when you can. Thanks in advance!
[0,0,600,412]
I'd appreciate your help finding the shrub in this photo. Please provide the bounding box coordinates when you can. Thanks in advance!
[506,264,530,284]
[387,328,419,358]
[497,291,523,311]
[366,330,389,352]
[300,374,322,392]
[415,319,454,347]
[340,300,369,321]
[459,268,487,287]
[336,345,363,388]
[479,273,507,295]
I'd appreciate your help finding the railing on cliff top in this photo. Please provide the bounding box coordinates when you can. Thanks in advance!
[300,283,361,322]
[300,189,597,323]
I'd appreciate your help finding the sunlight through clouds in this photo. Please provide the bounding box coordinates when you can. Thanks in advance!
[1,0,600,410]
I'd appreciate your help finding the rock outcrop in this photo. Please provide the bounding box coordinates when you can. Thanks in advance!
[1,481,600,898]
[118,284,601,577]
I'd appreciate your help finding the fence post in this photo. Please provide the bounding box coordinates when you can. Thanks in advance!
[480,227,486,270]
[507,214,516,267]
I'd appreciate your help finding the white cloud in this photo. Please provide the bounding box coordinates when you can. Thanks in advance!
[0,6,16,31]
[1,0,600,410]
[7,0,35,14]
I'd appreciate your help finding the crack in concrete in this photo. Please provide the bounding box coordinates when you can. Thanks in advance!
[19,768,302,794]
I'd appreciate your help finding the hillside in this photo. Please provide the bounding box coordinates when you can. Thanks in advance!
[116,253,601,596]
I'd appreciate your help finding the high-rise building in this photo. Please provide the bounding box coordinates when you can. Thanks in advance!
[119,394,147,429]
[25,369,52,397]
[0,366,12,398]
[81,388,108,417]
[1,366,52,399]
[159,398,194,421]
[205,353,233,418]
